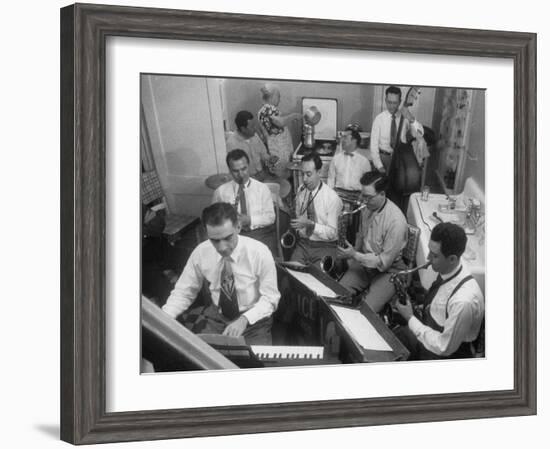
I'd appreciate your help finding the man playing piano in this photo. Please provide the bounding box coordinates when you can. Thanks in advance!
[393,222,485,359]
[162,202,280,345]
[337,171,408,313]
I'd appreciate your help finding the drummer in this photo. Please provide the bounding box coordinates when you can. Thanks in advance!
[212,149,278,255]
[225,110,270,181]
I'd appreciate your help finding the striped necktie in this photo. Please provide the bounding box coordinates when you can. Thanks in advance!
[237,183,247,216]
[219,256,239,320]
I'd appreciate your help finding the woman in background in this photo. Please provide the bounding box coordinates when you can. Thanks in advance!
[257,83,301,178]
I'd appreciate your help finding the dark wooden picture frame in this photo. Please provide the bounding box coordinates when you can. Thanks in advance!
[60,3,536,444]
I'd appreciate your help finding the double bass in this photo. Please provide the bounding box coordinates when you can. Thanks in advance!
[388,87,425,211]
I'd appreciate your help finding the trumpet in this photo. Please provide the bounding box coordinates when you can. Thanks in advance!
[319,202,367,276]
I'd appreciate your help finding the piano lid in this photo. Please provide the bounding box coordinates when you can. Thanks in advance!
[141,296,238,371]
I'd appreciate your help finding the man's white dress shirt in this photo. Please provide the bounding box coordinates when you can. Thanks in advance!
[212,178,275,230]
[370,110,423,171]
[327,151,371,191]
[294,182,343,242]
[408,264,485,356]
[162,236,280,325]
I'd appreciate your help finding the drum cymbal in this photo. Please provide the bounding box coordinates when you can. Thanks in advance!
[286,160,301,171]
[277,179,291,198]
[263,177,291,198]
[205,173,232,189]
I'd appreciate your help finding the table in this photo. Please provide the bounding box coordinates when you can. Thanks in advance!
[163,214,201,245]
[407,192,485,293]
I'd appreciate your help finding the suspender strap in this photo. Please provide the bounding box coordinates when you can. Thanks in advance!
[445,275,474,319]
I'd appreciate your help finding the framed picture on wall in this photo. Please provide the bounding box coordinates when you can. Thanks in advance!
[60,3,536,444]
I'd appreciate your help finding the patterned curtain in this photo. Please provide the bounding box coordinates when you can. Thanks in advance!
[438,88,472,191]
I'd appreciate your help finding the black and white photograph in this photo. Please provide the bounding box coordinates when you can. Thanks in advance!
[140,75,486,372]
[2,0,543,447]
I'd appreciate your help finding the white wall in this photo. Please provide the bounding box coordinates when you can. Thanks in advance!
[141,74,226,216]
[2,1,547,449]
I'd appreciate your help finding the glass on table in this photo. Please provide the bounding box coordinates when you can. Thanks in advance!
[421,185,430,201]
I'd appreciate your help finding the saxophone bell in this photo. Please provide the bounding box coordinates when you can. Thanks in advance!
[320,206,357,278]
[319,255,335,275]
[280,229,297,249]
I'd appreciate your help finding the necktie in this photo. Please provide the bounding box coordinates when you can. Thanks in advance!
[390,113,397,149]
[219,257,240,320]
[238,183,247,216]
[423,274,444,318]
[306,190,317,222]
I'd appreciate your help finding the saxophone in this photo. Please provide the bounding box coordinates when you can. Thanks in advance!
[320,202,367,275]
[389,262,431,304]
[280,185,305,250]
[280,208,297,250]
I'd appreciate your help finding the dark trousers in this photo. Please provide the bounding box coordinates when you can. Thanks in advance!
[179,303,273,345]
[380,151,392,173]
[393,325,473,360]
[290,238,337,266]
[242,224,277,256]
[339,260,398,313]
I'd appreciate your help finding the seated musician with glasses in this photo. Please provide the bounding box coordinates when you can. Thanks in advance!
[392,222,484,359]
[161,202,280,345]
[213,149,277,255]
[290,152,343,265]
[337,171,408,313]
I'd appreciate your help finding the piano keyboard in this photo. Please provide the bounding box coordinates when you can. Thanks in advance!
[251,345,324,361]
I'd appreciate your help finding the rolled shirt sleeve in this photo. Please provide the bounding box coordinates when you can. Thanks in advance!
[376,218,408,271]
[408,300,476,357]
[242,244,280,324]
[161,250,203,318]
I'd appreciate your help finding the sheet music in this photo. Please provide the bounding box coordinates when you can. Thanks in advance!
[330,305,392,351]
[286,269,339,298]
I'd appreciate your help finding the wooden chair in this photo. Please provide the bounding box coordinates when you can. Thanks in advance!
[382,224,422,329]
[403,224,421,276]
